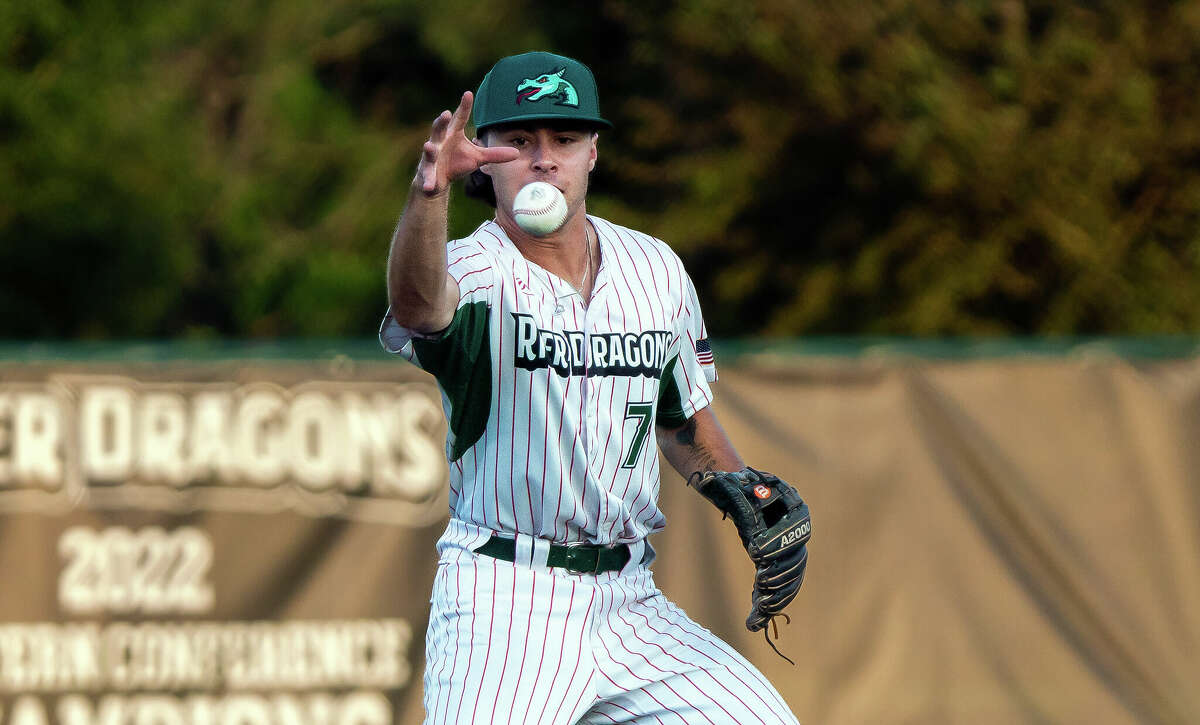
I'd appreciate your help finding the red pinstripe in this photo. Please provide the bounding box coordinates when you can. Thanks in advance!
[609,224,649,329]
[474,377,489,527]
[638,664,746,725]
[571,297,590,540]
[656,645,778,719]
[433,563,463,724]
[464,446,478,524]
[505,286,521,531]
[567,312,586,534]
[538,356,552,531]
[487,561,521,723]
[594,379,618,536]
[629,481,659,529]
[592,584,659,692]
[635,684,689,724]
[519,574,553,725]
[602,583,683,683]
[591,707,621,723]
[492,277,508,531]
[548,374,572,537]
[637,236,671,331]
[520,358,534,527]
[425,566,452,724]
[455,266,494,283]
[448,460,462,502]
[448,249,485,265]
[594,699,661,725]
[451,557,480,723]
[604,229,637,333]
[590,223,610,298]
[674,270,688,319]
[564,429,581,538]
[470,558,500,723]
[561,671,598,724]
[460,283,494,297]
[547,583,596,724]
[595,638,645,690]
[477,227,504,247]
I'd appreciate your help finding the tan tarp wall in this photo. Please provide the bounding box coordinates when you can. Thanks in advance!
[2,354,1199,724]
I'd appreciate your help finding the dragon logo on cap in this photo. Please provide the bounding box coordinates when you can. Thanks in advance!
[516,69,579,107]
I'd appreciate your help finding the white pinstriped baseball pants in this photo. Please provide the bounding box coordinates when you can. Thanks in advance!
[422,519,800,725]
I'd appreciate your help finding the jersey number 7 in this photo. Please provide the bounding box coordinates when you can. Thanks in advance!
[620,402,654,469]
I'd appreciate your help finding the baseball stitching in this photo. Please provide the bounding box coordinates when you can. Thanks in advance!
[515,199,561,217]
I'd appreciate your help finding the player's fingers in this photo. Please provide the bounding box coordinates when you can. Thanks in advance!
[447,91,473,135]
[428,110,452,144]
[477,146,520,164]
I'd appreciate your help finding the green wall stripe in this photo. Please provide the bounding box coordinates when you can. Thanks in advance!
[3,336,1200,363]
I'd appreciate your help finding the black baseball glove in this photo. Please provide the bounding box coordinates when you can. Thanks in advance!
[691,468,811,656]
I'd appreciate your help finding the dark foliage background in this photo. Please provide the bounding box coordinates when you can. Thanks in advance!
[4,0,1200,339]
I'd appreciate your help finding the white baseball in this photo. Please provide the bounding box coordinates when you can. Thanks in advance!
[512,181,568,236]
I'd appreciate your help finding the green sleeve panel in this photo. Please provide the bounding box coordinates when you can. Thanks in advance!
[656,356,689,428]
[411,301,493,462]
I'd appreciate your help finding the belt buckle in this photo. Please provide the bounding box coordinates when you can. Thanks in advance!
[561,542,601,575]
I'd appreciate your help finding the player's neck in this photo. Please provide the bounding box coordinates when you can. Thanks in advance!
[499,213,598,300]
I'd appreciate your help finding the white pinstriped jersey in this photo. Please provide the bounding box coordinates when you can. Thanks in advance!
[380,216,717,545]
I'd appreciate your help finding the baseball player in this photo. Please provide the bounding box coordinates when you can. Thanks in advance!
[381,51,810,724]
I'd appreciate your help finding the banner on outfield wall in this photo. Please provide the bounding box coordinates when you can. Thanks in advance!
[0,360,449,725]
[5,345,1200,725]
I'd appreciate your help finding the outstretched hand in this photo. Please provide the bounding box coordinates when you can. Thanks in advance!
[417,91,520,197]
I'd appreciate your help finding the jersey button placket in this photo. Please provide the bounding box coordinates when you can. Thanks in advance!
[581,235,604,468]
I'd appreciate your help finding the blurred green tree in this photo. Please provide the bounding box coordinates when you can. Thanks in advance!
[2,0,1199,338]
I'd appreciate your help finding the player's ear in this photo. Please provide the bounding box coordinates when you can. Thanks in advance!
[588,132,598,172]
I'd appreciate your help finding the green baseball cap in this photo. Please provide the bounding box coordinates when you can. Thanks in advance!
[473,51,612,132]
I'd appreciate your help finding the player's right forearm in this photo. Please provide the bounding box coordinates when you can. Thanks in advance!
[386,181,458,333]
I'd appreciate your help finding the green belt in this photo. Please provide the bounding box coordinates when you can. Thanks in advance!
[474,535,631,574]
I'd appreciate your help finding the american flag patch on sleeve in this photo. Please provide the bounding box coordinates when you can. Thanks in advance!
[695,338,717,382]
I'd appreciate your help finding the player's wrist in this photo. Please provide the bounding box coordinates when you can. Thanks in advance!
[410,172,452,201]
